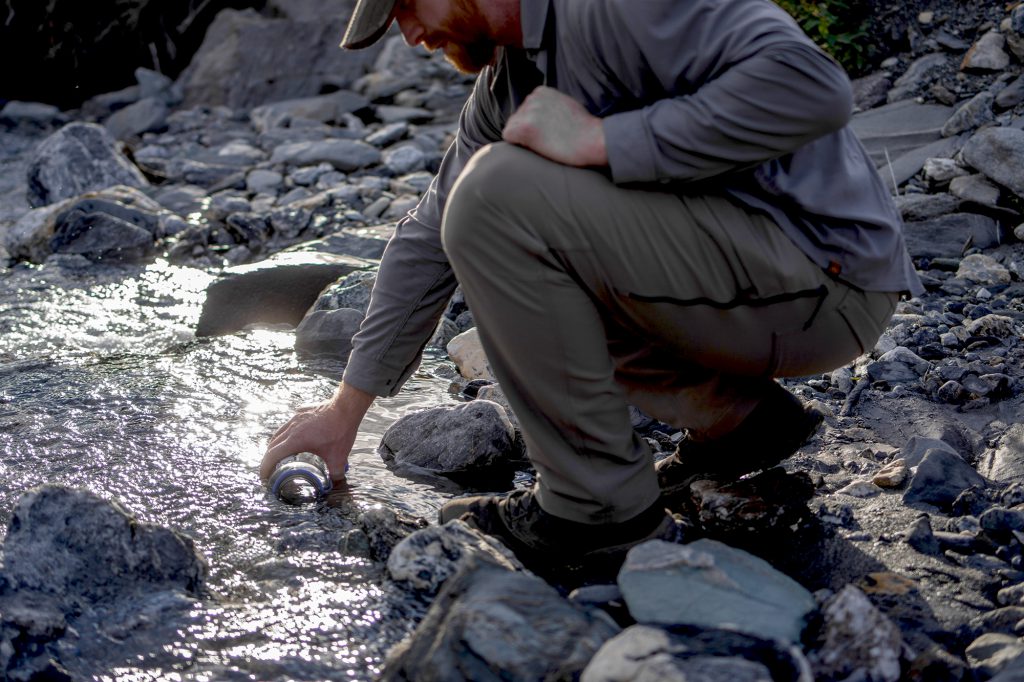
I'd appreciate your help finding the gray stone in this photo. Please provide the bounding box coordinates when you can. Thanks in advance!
[950,174,1001,208]
[365,122,409,147]
[376,105,434,124]
[351,507,429,562]
[294,307,363,359]
[980,507,1024,535]
[957,254,1012,286]
[808,585,902,682]
[151,184,207,216]
[245,169,284,195]
[582,625,808,682]
[979,424,1024,484]
[1,486,206,608]
[851,72,892,112]
[285,230,389,260]
[970,607,1024,638]
[382,559,617,681]
[382,145,427,175]
[178,9,382,110]
[50,210,155,263]
[942,92,995,138]
[313,270,376,315]
[903,213,1001,260]
[888,135,966,187]
[386,520,523,594]
[378,400,517,479]
[923,157,969,184]
[195,251,375,336]
[887,54,950,103]
[998,75,1024,110]
[904,449,987,509]
[867,346,931,383]
[26,122,148,207]
[270,139,381,171]
[0,101,68,126]
[902,435,962,468]
[134,67,173,100]
[905,515,941,555]
[617,539,815,643]
[963,127,1024,198]
[894,193,961,221]
[967,314,1018,339]
[850,100,953,168]
[104,96,169,140]
[966,633,1024,680]
[250,91,370,132]
[962,31,1011,72]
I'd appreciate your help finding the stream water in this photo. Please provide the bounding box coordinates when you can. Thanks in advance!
[0,257,455,679]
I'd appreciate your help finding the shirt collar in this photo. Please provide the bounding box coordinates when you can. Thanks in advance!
[520,0,552,51]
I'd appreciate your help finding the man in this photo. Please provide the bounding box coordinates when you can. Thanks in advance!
[263,0,923,576]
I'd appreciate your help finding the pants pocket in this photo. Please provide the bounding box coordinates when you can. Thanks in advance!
[836,290,899,356]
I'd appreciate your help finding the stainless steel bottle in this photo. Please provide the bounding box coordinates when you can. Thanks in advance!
[267,453,334,503]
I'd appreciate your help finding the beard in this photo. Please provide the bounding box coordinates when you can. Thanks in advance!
[434,0,498,73]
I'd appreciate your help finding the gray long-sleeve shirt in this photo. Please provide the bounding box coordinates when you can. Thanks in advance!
[342,0,924,398]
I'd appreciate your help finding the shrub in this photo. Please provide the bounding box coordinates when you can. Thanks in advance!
[775,0,873,74]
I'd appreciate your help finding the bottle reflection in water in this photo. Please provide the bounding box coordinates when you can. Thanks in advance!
[267,453,334,504]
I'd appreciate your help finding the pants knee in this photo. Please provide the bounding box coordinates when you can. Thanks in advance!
[442,142,549,261]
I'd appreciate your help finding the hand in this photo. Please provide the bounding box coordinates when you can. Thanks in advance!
[502,86,608,167]
[261,383,375,483]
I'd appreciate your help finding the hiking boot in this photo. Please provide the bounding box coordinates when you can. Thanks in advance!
[438,487,681,584]
[656,382,824,500]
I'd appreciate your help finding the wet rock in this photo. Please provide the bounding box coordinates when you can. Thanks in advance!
[904,449,988,510]
[903,213,1001,260]
[294,307,364,359]
[446,328,492,381]
[50,208,156,263]
[617,539,815,643]
[270,138,381,171]
[196,251,375,336]
[178,9,383,110]
[582,625,812,682]
[808,585,902,682]
[957,254,1012,286]
[950,174,1001,208]
[979,424,1024,484]
[382,559,617,681]
[378,401,516,481]
[286,230,390,260]
[941,91,995,137]
[963,127,1024,198]
[386,520,523,594]
[104,97,170,140]
[961,31,1011,72]
[349,507,429,562]
[26,122,148,207]
[311,270,376,315]
[965,633,1024,679]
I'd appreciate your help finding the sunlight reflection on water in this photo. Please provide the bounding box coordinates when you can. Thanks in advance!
[0,259,451,679]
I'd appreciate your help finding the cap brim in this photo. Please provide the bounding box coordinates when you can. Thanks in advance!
[341,0,398,49]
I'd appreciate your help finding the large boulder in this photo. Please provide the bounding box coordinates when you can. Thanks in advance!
[178,8,382,109]
[26,123,149,208]
[962,127,1024,198]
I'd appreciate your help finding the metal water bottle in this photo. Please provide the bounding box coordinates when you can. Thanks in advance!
[267,453,335,503]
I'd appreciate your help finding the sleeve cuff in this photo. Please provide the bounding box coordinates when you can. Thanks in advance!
[603,111,659,184]
[342,348,417,398]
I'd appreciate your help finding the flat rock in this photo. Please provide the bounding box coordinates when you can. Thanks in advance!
[950,174,1002,208]
[195,251,376,336]
[886,135,966,187]
[26,122,148,207]
[941,92,995,138]
[382,559,617,681]
[957,254,1011,286]
[250,91,369,132]
[617,539,816,643]
[104,96,169,140]
[894,193,961,221]
[903,213,1001,261]
[269,138,381,171]
[979,424,1024,484]
[963,127,1024,198]
[887,54,950,103]
[850,100,953,168]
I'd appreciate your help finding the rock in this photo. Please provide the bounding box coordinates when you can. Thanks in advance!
[351,507,429,562]
[867,346,931,383]
[965,633,1024,679]
[311,270,377,315]
[376,105,434,124]
[963,127,1024,198]
[446,328,493,380]
[195,251,375,336]
[269,139,382,171]
[250,91,370,132]
[366,122,410,147]
[1,486,206,607]
[901,435,962,468]
[104,97,169,140]
[476,383,521,431]
[850,100,953,168]
[808,585,902,682]
[285,230,390,260]
[178,9,383,110]
[967,314,1018,339]
[950,174,1001,208]
[617,539,815,643]
[957,254,1012,286]
[0,101,69,127]
[294,307,364,359]
[50,208,156,263]
[980,507,1024,536]
[903,213,1001,261]
[382,559,618,681]
[873,459,909,488]
[582,624,812,682]
[890,136,966,188]
[923,157,969,184]
[837,480,883,498]
[245,169,284,194]
[961,31,1011,72]
[979,424,1024,484]
[970,607,1024,638]
[852,71,892,112]
[378,401,517,480]
[941,92,995,138]
[996,75,1024,110]
[26,122,148,207]
[905,514,941,555]
[895,193,961,221]
[887,54,950,103]
[904,449,988,509]
[385,520,523,594]
[382,145,427,175]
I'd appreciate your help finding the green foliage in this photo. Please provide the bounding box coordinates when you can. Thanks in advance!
[775,0,873,74]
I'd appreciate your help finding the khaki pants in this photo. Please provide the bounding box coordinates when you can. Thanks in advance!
[442,143,897,524]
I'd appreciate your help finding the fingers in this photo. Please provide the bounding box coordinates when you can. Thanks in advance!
[260,439,294,482]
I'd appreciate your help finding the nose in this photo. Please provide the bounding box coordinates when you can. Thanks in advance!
[395,13,424,46]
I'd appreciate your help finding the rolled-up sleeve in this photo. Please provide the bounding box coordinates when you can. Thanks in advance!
[343,69,505,396]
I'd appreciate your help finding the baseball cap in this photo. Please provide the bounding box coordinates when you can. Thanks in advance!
[341,0,399,49]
